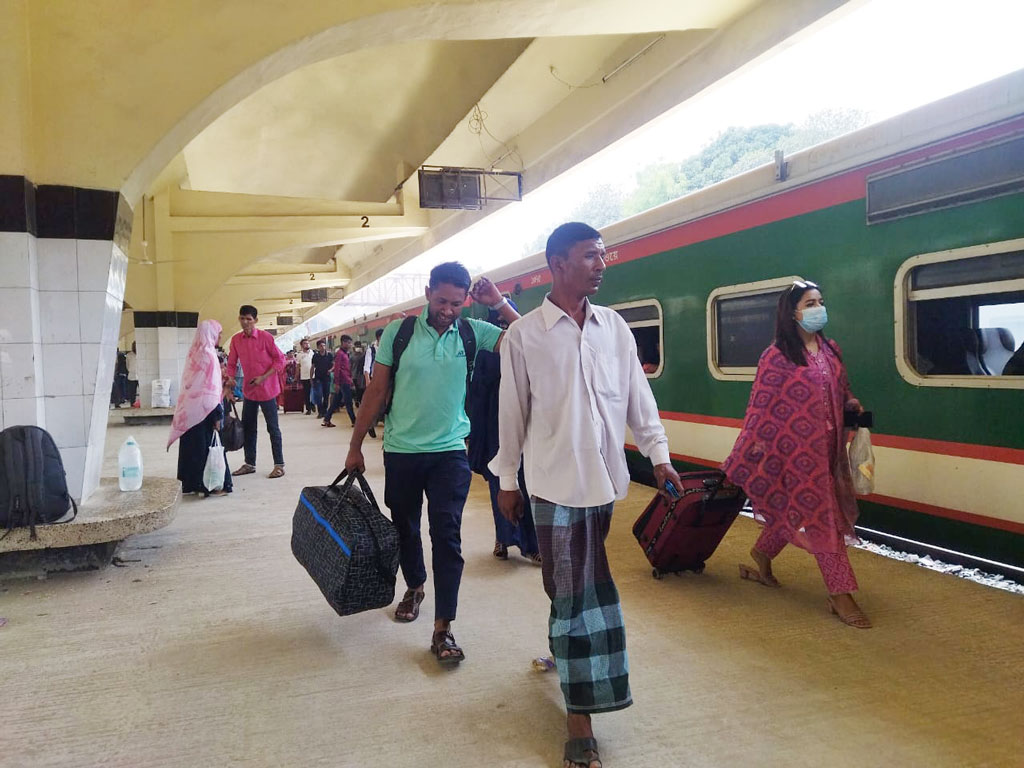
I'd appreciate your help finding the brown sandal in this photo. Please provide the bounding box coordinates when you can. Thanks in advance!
[430,629,465,665]
[493,542,508,560]
[268,465,285,479]
[394,589,424,622]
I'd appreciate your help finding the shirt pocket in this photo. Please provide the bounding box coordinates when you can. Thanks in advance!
[587,346,623,401]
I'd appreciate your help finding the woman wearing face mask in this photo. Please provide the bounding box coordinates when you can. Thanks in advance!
[722,280,871,628]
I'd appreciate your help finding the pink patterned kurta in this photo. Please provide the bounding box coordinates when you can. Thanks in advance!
[722,339,859,555]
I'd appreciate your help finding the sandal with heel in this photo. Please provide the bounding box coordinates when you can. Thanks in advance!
[738,563,781,588]
[827,595,872,629]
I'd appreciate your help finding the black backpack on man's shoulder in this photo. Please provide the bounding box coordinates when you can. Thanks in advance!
[0,425,77,539]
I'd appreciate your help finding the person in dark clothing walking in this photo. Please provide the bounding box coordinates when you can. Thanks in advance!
[311,339,334,420]
[467,302,541,564]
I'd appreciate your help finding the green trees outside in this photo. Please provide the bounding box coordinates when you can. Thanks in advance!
[520,108,869,257]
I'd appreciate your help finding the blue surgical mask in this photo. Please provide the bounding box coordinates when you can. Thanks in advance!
[797,305,828,333]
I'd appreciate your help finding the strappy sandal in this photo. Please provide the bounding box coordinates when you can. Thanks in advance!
[524,552,542,566]
[564,737,602,768]
[232,464,255,476]
[738,563,781,588]
[430,629,465,666]
[827,596,872,629]
[493,542,508,560]
[268,465,285,478]
[394,589,424,622]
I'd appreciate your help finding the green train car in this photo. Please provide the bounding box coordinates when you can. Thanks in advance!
[317,71,1024,571]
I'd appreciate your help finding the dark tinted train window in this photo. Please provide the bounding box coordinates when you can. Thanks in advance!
[611,301,663,377]
[911,249,1024,291]
[867,134,1024,223]
[716,291,783,368]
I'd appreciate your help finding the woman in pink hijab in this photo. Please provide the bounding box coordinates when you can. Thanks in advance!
[168,319,233,497]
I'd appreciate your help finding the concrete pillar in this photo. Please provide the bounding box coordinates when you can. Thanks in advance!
[0,176,130,502]
[132,312,198,408]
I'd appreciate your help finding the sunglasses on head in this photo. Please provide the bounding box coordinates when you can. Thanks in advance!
[790,280,819,291]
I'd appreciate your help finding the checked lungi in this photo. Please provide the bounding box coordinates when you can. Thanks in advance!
[534,499,632,714]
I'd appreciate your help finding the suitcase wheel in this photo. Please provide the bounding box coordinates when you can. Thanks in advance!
[652,568,663,580]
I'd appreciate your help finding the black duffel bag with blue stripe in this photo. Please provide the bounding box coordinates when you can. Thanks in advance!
[291,469,399,616]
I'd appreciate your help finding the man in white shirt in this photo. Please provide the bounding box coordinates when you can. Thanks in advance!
[490,222,681,768]
[125,342,138,406]
[363,327,383,438]
[296,338,314,415]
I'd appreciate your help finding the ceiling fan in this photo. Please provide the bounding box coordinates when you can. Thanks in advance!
[126,200,189,265]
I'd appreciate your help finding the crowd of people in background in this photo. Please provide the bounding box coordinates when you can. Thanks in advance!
[163,221,872,768]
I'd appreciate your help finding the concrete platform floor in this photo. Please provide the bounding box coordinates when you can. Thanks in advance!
[1,414,1021,768]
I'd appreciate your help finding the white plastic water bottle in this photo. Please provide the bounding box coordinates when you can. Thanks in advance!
[118,436,144,491]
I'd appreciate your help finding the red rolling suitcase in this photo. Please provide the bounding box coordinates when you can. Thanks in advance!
[632,470,746,578]
[282,387,306,414]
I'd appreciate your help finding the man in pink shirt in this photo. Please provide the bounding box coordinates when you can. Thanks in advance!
[227,304,287,478]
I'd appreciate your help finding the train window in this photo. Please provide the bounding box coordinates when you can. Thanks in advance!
[609,300,663,377]
[895,238,1024,388]
[706,277,801,381]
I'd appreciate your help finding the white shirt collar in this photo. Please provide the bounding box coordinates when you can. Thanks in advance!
[540,294,602,332]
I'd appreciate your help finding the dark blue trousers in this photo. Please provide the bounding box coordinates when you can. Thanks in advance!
[384,450,471,621]
[324,383,356,425]
[241,398,284,467]
[487,467,539,555]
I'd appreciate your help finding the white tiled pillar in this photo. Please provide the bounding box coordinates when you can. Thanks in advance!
[133,316,197,409]
[0,179,131,504]
[0,231,45,432]
[34,237,128,502]
[134,326,157,408]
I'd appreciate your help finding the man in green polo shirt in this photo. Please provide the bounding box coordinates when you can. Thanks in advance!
[346,261,519,665]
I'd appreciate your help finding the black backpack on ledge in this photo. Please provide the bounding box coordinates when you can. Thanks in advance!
[0,425,78,539]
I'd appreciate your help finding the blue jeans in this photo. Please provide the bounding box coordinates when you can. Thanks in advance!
[384,450,471,621]
[241,398,284,467]
[324,383,356,425]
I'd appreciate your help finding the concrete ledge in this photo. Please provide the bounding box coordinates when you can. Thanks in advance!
[117,407,176,426]
[0,478,180,554]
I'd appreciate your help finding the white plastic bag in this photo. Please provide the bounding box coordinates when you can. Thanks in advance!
[848,428,875,495]
[203,431,226,492]
[151,378,172,408]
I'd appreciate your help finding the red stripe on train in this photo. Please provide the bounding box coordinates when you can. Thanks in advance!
[863,494,1024,536]
[657,411,1024,466]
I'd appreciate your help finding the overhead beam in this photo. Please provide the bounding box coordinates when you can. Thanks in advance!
[169,216,429,233]
[169,188,404,218]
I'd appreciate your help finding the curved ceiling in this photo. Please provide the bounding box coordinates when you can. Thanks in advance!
[83,0,848,338]
[183,39,530,202]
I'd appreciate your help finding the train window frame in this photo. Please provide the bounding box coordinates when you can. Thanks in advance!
[608,299,664,378]
[894,236,1024,390]
[706,276,803,381]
